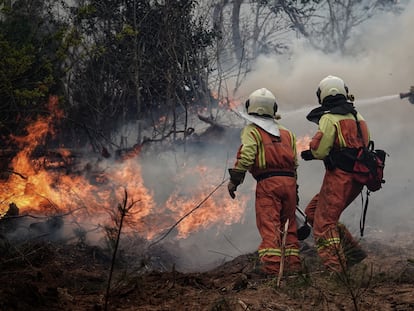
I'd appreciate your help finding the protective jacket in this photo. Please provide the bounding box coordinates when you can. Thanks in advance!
[305,98,369,272]
[233,122,300,274]
[306,99,370,161]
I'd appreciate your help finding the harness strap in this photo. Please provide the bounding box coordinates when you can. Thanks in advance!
[359,189,371,237]
[354,112,371,238]
[255,171,295,182]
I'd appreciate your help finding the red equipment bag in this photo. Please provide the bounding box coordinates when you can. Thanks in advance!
[352,141,387,192]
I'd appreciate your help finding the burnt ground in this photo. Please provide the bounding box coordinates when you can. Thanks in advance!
[1,231,414,311]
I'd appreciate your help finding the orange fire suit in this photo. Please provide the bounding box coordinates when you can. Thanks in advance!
[304,107,369,272]
[232,123,300,274]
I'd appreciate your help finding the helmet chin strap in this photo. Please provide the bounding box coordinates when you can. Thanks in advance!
[316,88,322,104]
[245,99,250,110]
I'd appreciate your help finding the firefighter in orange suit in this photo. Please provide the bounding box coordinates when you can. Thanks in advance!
[301,75,368,272]
[227,88,301,276]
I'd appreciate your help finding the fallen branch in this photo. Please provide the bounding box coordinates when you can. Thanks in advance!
[197,114,227,129]
[237,298,250,310]
[5,169,27,179]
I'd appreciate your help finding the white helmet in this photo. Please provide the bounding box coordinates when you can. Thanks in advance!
[245,88,278,117]
[316,75,349,104]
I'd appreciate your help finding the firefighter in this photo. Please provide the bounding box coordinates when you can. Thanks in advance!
[227,88,301,276]
[301,75,368,273]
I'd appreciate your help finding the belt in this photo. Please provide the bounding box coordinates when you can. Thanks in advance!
[254,171,295,182]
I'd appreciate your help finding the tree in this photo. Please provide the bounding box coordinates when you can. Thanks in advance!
[65,0,217,151]
[208,0,318,95]
[205,0,402,95]
[284,0,403,54]
[0,0,69,142]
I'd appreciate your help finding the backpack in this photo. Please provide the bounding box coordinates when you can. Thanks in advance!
[352,140,387,192]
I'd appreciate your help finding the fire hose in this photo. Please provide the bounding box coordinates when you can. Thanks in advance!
[296,206,312,241]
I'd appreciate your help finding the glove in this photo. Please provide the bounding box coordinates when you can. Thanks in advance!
[227,181,238,199]
[301,150,315,161]
[227,169,246,199]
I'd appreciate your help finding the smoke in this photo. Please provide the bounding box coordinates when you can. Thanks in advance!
[20,1,397,273]
[107,2,414,272]
[5,2,412,274]
[136,1,412,273]
[147,2,414,272]
[227,1,414,246]
[240,3,414,104]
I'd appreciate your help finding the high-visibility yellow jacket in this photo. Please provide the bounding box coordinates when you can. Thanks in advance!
[234,123,297,180]
[309,112,370,160]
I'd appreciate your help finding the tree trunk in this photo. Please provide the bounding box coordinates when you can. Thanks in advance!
[231,0,243,63]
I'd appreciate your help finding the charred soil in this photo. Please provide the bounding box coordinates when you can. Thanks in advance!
[1,234,414,311]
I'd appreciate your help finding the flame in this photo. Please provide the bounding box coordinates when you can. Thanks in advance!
[1,97,153,237]
[218,97,241,111]
[210,91,219,100]
[0,96,249,242]
[165,165,248,238]
[1,95,311,242]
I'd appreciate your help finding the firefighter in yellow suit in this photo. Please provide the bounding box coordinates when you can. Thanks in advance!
[301,75,368,272]
[227,88,301,276]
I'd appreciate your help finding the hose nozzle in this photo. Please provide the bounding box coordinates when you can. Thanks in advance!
[400,86,414,104]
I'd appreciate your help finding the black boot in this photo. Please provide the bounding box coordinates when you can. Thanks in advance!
[346,247,367,268]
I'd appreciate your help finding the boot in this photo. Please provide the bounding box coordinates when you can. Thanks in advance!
[346,247,367,268]
[338,223,367,267]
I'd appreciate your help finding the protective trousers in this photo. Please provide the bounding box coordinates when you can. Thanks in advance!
[255,176,300,274]
[305,168,364,272]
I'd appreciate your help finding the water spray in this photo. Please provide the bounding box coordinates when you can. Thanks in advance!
[399,86,414,104]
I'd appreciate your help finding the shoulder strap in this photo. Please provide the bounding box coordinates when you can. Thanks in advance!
[351,111,364,141]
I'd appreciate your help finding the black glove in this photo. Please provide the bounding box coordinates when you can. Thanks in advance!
[227,181,238,199]
[227,169,246,199]
[301,150,315,161]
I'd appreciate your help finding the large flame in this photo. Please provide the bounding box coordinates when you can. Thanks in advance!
[165,165,249,239]
[0,96,249,241]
